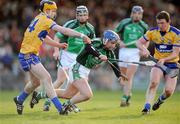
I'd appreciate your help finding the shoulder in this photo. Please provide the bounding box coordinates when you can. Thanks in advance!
[86,22,95,34]
[86,22,95,30]
[63,19,78,28]
[118,18,132,25]
[91,38,103,47]
[39,14,54,26]
[115,18,132,32]
[149,27,159,32]
[170,26,180,35]
[139,20,149,29]
[86,22,95,29]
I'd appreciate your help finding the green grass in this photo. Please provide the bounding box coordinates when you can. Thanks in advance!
[0,90,180,124]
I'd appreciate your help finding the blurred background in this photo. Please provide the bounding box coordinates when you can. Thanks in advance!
[0,0,179,91]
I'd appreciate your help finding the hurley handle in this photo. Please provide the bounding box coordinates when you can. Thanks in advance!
[148,55,158,63]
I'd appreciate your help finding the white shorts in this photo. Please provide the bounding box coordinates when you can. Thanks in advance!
[59,50,78,69]
[69,62,90,83]
[119,48,140,67]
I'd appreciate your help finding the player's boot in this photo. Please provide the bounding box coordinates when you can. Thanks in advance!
[120,97,127,107]
[120,95,131,107]
[30,91,39,108]
[43,99,51,111]
[59,102,69,115]
[142,108,150,115]
[71,104,81,113]
[13,97,24,115]
[152,98,164,111]
[126,95,131,106]
[142,103,151,115]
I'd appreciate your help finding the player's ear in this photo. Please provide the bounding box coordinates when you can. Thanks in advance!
[168,19,171,24]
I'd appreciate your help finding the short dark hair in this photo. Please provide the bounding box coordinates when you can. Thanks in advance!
[156,11,170,22]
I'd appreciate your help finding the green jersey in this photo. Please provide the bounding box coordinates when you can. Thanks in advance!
[56,19,96,54]
[115,18,148,48]
[76,38,116,69]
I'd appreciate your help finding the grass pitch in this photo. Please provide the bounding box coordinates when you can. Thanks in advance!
[0,90,180,124]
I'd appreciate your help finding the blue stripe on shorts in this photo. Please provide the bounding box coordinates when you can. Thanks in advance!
[155,62,178,76]
[164,62,178,69]
[18,53,41,72]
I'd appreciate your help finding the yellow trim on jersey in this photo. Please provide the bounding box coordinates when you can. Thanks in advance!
[143,25,180,62]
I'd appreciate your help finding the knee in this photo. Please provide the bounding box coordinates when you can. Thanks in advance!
[84,92,93,101]
[165,89,173,97]
[149,81,158,90]
[32,82,40,88]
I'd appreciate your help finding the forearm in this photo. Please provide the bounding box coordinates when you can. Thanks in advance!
[85,44,101,57]
[136,41,146,51]
[163,48,180,62]
[52,25,83,39]
[44,36,61,48]
[136,37,149,50]
[54,35,60,53]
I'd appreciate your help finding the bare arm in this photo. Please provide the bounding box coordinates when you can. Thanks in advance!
[44,35,67,49]
[136,37,150,57]
[159,47,180,63]
[53,35,61,60]
[52,25,91,44]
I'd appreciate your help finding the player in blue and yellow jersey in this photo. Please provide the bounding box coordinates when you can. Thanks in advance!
[13,0,91,115]
[115,6,149,107]
[136,11,180,114]
[41,5,96,112]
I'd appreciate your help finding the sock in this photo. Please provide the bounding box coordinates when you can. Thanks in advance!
[144,103,151,110]
[44,98,51,106]
[66,100,72,105]
[51,97,62,112]
[127,95,131,102]
[37,92,48,100]
[17,91,29,104]
[159,94,166,101]
[122,95,128,101]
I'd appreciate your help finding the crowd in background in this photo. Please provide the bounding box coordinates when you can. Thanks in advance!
[0,0,179,90]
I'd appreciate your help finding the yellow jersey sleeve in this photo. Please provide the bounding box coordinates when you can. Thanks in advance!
[143,30,153,41]
[173,33,180,45]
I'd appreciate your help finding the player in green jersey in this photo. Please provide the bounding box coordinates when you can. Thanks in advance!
[114,6,149,107]
[55,30,127,114]
[30,30,127,114]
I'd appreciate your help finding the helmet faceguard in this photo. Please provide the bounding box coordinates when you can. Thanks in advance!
[76,5,89,16]
[130,5,143,22]
[131,5,143,13]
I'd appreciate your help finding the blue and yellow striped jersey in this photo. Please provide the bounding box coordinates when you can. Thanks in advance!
[143,25,180,62]
[20,13,57,55]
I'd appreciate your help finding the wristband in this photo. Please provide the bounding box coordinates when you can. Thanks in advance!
[80,34,85,38]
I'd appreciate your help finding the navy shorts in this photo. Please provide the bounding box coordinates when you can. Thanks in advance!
[155,62,179,76]
[18,53,41,72]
